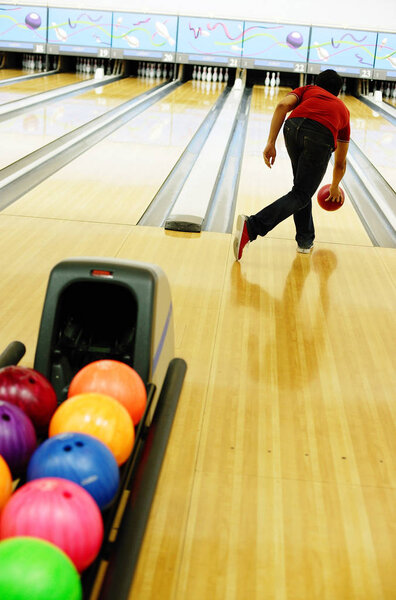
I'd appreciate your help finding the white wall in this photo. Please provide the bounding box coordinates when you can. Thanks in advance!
[14,0,396,32]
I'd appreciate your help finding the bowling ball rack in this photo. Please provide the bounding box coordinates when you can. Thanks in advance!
[0,340,187,600]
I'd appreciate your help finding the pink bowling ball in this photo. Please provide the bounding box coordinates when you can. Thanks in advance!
[0,477,103,572]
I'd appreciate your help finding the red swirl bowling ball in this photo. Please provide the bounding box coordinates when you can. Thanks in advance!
[317,184,345,211]
[0,366,57,433]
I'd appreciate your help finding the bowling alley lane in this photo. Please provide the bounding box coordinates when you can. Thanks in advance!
[0,68,24,80]
[235,86,373,247]
[0,71,86,104]
[342,94,396,191]
[113,227,396,600]
[0,214,132,366]
[3,80,226,224]
[0,77,160,169]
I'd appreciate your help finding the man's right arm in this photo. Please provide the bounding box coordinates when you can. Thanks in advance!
[328,141,349,202]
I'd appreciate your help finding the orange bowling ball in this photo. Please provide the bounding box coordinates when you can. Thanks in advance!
[49,393,134,465]
[68,360,147,425]
[317,184,345,211]
[0,455,12,510]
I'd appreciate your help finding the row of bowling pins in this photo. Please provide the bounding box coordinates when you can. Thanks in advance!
[22,53,45,72]
[264,72,280,87]
[192,65,229,83]
[191,78,227,93]
[375,80,396,99]
[137,62,174,79]
[76,58,109,75]
[361,79,396,99]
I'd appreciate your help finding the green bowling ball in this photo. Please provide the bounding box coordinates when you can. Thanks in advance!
[0,537,82,600]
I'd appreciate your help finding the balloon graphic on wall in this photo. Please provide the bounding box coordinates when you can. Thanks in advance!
[286,31,304,49]
[25,12,42,30]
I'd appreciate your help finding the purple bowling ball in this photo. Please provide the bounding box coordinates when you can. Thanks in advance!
[25,12,42,30]
[286,31,304,49]
[0,400,37,475]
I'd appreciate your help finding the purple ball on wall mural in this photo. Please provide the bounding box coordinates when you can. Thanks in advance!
[25,12,42,30]
[286,31,304,49]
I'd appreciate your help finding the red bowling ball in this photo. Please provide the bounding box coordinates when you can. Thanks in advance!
[317,184,345,211]
[0,366,57,432]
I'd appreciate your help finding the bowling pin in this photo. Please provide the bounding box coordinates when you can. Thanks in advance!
[314,42,329,62]
[218,67,223,82]
[212,67,218,82]
[125,35,139,49]
[276,72,280,86]
[197,65,201,81]
[265,71,270,86]
[270,72,276,87]
[388,55,396,68]
[224,68,229,83]
[155,21,175,46]
[202,66,207,81]
[52,22,67,42]
[207,66,212,82]
[192,65,197,80]
[156,63,161,78]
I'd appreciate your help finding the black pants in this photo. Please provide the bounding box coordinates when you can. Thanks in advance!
[247,117,334,247]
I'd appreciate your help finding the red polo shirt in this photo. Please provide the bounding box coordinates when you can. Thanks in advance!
[287,85,350,149]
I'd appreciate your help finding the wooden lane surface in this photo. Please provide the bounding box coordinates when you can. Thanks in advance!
[3,80,226,225]
[0,68,24,80]
[0,77,161,169]
[0,215,132,366]
[0,72,88,104]
[342,95,396,191]
[114,228,395,599]
[0,214,394,599]
[235,86,372,248]
[0,80,395,599]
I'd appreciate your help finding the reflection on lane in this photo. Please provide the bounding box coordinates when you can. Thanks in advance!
[3,80,226,225]
[0,72,90,104]
[343,95,396,191]
[0,77,159,170]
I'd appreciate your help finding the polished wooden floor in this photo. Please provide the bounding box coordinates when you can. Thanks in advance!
[0,74,395,599]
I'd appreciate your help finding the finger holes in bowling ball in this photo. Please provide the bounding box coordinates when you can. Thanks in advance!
[63,491,72,499]
[75,441,84,447]
[28,377,35,384]
[2,414,10,422]
[63,445,72,452]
